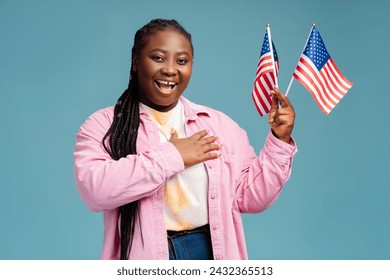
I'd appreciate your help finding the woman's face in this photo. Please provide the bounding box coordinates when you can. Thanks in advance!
[133,30,193,112]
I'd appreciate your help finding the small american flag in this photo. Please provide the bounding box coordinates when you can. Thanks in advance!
[252,29,279,117]
[293,26,353,114]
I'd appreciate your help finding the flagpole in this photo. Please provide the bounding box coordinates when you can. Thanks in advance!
[285,77,294,97]
[285,23,316,97]
[266,24,278,88]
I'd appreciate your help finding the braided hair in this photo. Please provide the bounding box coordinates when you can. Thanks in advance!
[102,19,193,260]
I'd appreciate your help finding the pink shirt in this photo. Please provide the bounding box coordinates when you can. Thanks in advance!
[73,96,297,260]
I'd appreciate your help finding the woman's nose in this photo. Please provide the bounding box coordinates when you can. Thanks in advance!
[161,61,177,75]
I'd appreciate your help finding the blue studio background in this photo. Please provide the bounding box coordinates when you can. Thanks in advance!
[1,0,389,259]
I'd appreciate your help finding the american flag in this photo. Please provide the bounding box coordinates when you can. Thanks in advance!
[252,29,279,117]
[293,26,353,114]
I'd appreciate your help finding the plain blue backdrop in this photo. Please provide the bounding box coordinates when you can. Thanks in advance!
[1,0,389,259]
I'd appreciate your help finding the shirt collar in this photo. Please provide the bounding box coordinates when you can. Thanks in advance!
[138,96,211,121]
[179,96,211,121]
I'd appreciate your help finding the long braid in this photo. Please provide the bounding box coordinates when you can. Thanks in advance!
[102,19,193,260]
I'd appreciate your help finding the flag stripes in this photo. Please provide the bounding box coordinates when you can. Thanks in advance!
[293,55,353,114]
[292,25,353,115]
[252,29,279,117]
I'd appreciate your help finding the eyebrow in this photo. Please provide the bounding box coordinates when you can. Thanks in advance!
[150,48,191,56]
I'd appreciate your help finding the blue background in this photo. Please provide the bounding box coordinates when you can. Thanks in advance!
[1,0,389,260]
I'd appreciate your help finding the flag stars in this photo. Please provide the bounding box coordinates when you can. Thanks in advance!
[293,25,353,115]
[260,32,278,61]
[303,27,330,70]
[261,33,271,56]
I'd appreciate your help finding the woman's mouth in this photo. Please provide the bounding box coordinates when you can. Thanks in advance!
[155,80,177,93]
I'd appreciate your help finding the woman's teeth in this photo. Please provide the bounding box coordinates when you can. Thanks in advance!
[156,80,176,91]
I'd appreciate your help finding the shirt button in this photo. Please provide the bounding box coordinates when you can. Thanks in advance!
[211,194,216,199]
[208,164,212,169]
[216,256,222,260]
[213,225,218,230]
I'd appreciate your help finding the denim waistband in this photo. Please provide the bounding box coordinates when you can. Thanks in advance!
[167,224,210,238]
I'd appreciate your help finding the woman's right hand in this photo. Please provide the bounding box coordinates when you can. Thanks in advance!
[169,129,221,168]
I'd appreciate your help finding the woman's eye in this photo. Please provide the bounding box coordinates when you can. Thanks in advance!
[177,58,188,65]
[152,56,163,62]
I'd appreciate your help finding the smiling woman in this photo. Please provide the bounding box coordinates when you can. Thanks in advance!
[134,30,193,112]
[73,18,297,260]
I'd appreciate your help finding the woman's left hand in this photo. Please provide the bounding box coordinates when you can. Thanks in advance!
[268,87,295,144]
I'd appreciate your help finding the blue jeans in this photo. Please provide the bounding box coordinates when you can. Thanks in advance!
[167,224,213,260]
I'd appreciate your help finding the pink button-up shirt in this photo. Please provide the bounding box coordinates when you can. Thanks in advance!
[73,96,297,260]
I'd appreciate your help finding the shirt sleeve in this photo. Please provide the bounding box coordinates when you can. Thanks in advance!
[235,130,297,213]
[73,109,185,212]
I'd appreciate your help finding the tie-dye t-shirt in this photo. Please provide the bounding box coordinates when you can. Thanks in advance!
[139,101,209,231]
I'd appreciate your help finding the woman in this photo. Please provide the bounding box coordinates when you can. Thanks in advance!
[74,19,297,260]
